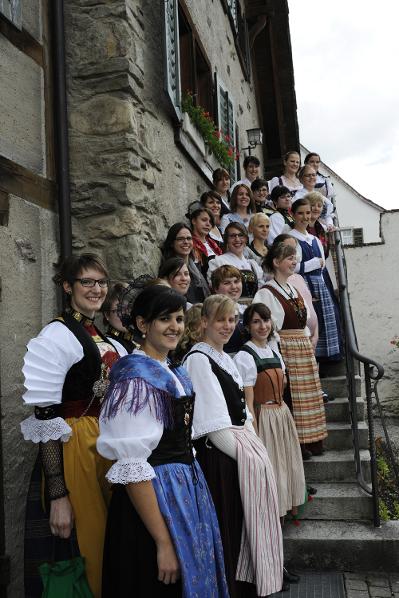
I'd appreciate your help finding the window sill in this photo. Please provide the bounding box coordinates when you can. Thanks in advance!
[175,112,221,185]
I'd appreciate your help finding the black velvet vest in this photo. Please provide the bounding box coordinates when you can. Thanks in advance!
[52,313,107,403]
[189,351,247,426]
[148,395,195,466]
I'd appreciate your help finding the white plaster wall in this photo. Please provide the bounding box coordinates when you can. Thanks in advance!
[299,147,382,243]
[0,35,45,175]
[345,211,399,414]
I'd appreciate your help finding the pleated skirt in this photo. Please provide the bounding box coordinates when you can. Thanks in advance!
[102,461,229,598]
[194,438,257,598]
[257,402,306,517]
[279,329,327,444]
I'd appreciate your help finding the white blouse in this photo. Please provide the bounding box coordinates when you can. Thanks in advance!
[207,251,265,288]
[267,212,292,246]
[234,341,285,387]
[97,352,186,484]
[268,176,303,195]
[21,321,127,443]
[184,342,248,439]
[289,229,326,273]
[253,280,311,335]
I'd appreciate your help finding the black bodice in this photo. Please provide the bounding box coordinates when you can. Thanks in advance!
[148,394,195,466]
[189,351,247,426]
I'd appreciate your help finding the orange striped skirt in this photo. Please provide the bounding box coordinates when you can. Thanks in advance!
[279,329,327,444]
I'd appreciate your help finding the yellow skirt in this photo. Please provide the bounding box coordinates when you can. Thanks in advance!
[63,416,112,598]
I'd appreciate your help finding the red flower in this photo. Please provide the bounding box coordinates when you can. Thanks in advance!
[227,147,233,157]
[214,130,221,139]
[225,134,230,142]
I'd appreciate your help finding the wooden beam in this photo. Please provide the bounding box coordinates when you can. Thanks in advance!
[0,14,44,67]
[0,156,57,212]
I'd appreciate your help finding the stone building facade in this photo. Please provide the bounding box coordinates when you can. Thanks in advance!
[0,0,299,595]
[64,0,299,279]
[0,1,59,595]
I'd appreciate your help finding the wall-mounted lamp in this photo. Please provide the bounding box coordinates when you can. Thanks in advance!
[241,128,263,156]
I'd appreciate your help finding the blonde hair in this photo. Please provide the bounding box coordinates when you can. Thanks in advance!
[201,294,236,321]
[249,212,270,231]
[176,303,203,356]
[304,191,325,207]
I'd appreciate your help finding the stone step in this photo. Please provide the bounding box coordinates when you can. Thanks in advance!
[319,359,348,378]
[324,397,365,423]
[320,375,361,398]
[283,520,399,572]
[301,483,373,521]
[324,422,368,450]
[304,449,370,483]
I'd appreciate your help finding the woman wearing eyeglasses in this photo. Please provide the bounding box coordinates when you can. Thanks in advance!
[21,253,127,597]
[161,223,211,304]
[207,222,265,299]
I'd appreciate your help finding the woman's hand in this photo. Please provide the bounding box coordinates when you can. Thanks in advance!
[156,539,180,584]
[319,258,325,268]
[49,495,74,538]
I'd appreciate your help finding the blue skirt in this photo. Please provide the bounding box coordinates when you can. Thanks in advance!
[153,461,229,597]
[102,460,229,598]
[305,272,342,359]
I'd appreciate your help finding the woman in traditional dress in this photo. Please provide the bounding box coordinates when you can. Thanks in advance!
[189,206,223,276]
[21,253,127,597]
[220,184,256,232]
[234,303,306,518]
[207,222,265,299]
[183,295,283,598]
[267,186,295,246]
[161,222,210,303]
[268,151,302,198]
[103,282,137,353]
[289,198,342,362]
[97,284,229,597]
[253,243,327,459]
[158,257,192,306]
[200,190,224,247]
[248,212,270,259]
[304,152,335,229]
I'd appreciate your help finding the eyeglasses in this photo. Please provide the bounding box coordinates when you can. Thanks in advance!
[228,233,246,239]
[175,236,193,242]
[75,278,109,288]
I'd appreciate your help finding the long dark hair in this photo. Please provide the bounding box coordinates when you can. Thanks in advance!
[158,257,187,280]
[161,223,192,261]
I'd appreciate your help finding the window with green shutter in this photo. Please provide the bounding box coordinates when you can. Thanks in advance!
[0,0,22,29]
[216,76,237,182]
[163,0,182,121]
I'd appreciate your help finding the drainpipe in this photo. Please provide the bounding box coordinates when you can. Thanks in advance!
[53,0,72,261]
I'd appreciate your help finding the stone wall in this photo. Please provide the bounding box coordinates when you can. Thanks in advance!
[64,0,263,281]
[0,2,58,595]
[345,211,399,414]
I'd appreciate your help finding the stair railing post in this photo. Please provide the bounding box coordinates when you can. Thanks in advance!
[364,364,380,527]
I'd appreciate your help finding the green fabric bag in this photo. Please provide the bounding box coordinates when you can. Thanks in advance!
[39,556,93,598]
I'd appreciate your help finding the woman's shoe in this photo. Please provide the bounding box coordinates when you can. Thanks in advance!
[283,566,300,583]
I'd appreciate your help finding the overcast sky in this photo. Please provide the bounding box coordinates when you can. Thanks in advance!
[288,1,399,210]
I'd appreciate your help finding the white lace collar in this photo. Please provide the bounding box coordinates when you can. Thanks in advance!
[190,342,243,387]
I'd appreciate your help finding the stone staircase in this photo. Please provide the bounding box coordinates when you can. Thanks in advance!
[283,362,399,572]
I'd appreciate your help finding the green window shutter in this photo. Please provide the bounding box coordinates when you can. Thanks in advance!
[0,0,22,28]
[163,0,181,121]
[227,0,238,32]
[216,75,237,182]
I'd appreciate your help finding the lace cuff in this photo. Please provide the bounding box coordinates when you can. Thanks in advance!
[20,415,72,443]
[106,458,156,484]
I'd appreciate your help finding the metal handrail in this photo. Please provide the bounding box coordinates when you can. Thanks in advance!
[333,226,384,527]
